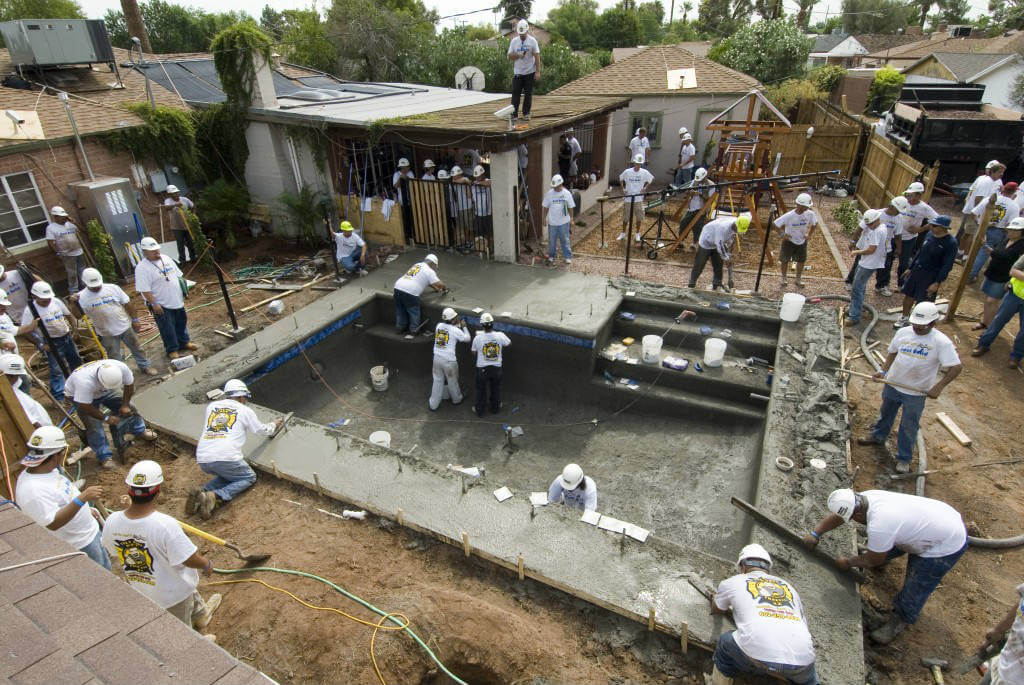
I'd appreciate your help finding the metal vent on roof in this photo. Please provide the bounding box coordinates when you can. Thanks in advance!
[287,89,335,101]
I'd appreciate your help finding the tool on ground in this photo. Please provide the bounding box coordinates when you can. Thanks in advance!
[922,657,949,684]
[271,411,294,438]
[176,519,272,563]
[958,634,1006,675]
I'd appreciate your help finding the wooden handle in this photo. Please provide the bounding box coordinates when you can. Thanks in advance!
[177,519,227,546]
[840,368,922,394]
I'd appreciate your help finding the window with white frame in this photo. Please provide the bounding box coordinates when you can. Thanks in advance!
[0,172,49,248]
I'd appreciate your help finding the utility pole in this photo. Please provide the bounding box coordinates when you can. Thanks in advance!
[121,0,152,53]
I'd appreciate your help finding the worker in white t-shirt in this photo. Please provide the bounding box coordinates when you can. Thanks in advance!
[471,165,493,240]
[898,182,939,285]
[507,20,541,123]
[977,583,1024,685]
[191,379,281,519]
[543,174,576,265]
[619,155,654,236]
[846,209,888,326]
[806,488,967,645]
[969,182,1020,282]
[0,264,29,313]
[711,543,818,684]
[450,166,474,241]
[44,206,84,293]
[957,160,1005,257]
[393,254,447,335]
[565,128,582,179]
[73,268,156,375]
[429,307,470,410]
[471,312,510,416]
[103,461,222,636]
[392,158,414,205]
[626,127,650,166]
[15,426,109,568]
[21,280,82,401]
[689,215,749,291]
[331,221,368,276]
[680,167,715,247]
[0,354,50,428]
[855,301,961,471]
[135,237,195,360]
[673,130,696,186]
[422,159,436,181]
[547,463,597,511]
[162,185,197,264]
[774,193,818,288]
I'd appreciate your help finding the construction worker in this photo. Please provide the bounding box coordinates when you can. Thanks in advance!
[45,206,84,293]
[65,359,157,469]
[710,543,818,684]
[103,460,222,636]
[619,154,654,237]
[972,252,1024,369]
[191,379,282,520]
[429,307,470,410]
[845,209,887,326]
[845,197,907,296]
[858,301,961,472]
[895,215,958,328]
[450,166,474,242]
[972,217,1024,333]
[805,488,967,644]
[471,312,510,416]
[543,174,576,265]
[969,182,1020,282]
[15,425,109,568]
[975,583,1024,685]
[392,158,414,205]
[135,236,196,360]
[680,168,715,246]
[0,264,29,313]
[957,159,1005,259]
[627,127,650,166]
[21,280,82,400]
[422,159,436,181]
[897,182,939,286]
[774,193,818,288]
[0,354,51,428]
[73,267,156,375]
[547,463,596,511]
[393,254,446,335]
[689,214,749,291]
[163,185,197,264]
[472,165,492,240]
[674,130,696,186]
[331,221,368,276]
[0,287,36,339]
[507,19,541,123]
[566,128,582,181]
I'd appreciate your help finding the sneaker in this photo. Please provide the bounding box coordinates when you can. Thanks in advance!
[199,491,218,520]
[893,317,908,329]
[616,232,626,241]
[971,346,990,357]
[122,433,135,443]
[894,461,910,473]
[140,367,159,376]
[856,435,884,446]
[869,615,907,644]
[202,634,217,643]
[194,593,222,630]
[522,114,530,122]
[564,258,572,264]
[359,269,369,276]
[186,486,203,516]
[876,287,893,297]
[139,429,157,442]
[100,459,115,470]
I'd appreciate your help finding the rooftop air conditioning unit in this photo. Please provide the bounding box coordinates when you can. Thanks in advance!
[0,19,114,68]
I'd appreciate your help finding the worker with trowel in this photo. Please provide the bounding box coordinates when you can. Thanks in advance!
[471,312,511,416]
[429,307,470,410]
[804,488,967,645]
[975,583,1024,684]
[393,254,447,335]
[688,214,749,291]
[709,543,818,684]
[547,463,597,511]
[190,379,282,520]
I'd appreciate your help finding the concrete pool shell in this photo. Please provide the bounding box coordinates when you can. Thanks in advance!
[135,252,865,683]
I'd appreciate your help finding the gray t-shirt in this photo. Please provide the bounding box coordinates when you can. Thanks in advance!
[507,35,540,75]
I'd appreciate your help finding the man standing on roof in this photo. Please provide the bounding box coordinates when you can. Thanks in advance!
[45,206,84,294]
[429,307,470,411]
[969,183,1020,283]
[674,129,696,186]
[689,215,749,291]
[507,20,541,124]
[774,193,818,289]
[21,280,81,400]
[957,159,1005,260]
[163,185,197,264]
[896,215,958,328]
[805,488,966,645]
[627,127,650,166]
[135,236,195,360]
[331,221,368,277]
[710,543,818,684]
[547,463,597,511]
[393,254,447,335]
[471,312,510,416]
[897,182,939,286]
[619,155,654,238]
[73,267,156,376]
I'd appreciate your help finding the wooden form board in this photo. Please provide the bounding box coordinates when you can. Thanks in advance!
[0,378,36,497]
[936,411,971,446]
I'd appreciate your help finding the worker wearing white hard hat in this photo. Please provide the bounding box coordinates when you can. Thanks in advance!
[135,236,195,360]
[471,312,511,416]
[421,159,436,181]
[103,459,223,634]
[162,184,197,263]
[22,279,82,401]
[618,155,654,238]
[690,215,749,292]
[773,193,818,289]
[449,165,474,240]
[565,129,582,179]
[15,425,110,568]
[710,542,817,684]
[680,167,716,248]
[806,488,966,645]
[845,209,888,327]
[393,255,447,335]
[547,463,597,511]
[875,196,910,296]
[392,157,415,206]
[72,267,156,376]
[331,221,368,277]
[507,19,541,123]
[429,307,470,410]
[956,160,1005,258]
[674,131,696,186]
[543,174,576,265]
[471,165,493,243]
[627,127,650,167]
[45,205,85,293]
[0,285,37,339]
[896,181,938,286]
[968,182,1020,283]
[0,263,28,312]
[192,379,282,520]
[0,353,50,428]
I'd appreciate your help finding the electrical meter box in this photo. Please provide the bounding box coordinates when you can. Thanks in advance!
[68,178,147,279]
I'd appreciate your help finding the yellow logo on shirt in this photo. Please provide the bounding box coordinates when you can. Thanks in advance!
[435,328,450,347]
[745,576,795,610]
[115,538,155,580]
[404,265,421,279]
[206,407,238,434]
[482,341,500,360]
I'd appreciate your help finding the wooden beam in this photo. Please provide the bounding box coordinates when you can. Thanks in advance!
[945,194,996,323]
[238,275,328,313]
[935,411,971,446]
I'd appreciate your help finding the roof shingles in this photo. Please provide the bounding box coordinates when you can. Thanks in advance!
[930,52,1018,81]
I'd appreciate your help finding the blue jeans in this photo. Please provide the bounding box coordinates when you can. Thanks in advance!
[970,227,1007,280]
[978,291,1024,359]
[44,333,83,400]
[393,289,421,333]
[339,248,364,273]
[99,329,151,370]
[80,528,111,570]
[886,541,967,623]
[897,238,916,287]
[713,631,818,684]
[848,264,875,322]
[82,393,147,463]
[870,385,927,463]
[200,459,257,501]
[61,254,85,293]
[152,306,189,355]
[674,167,694,186]
[548,223,571,260]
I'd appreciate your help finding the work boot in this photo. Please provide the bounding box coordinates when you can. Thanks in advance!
[194,593,222,631]
[893,316,909,329]
[100,459,115,470]
[140,367,159,376]
[139,429,158,441]
[186,486,203,516]
[877,286,893,297]
[856,435,883,446]
[870,614,907,644]
[971,346,990,357]
[183,342,199,351]
[894,461,911,473]
[1009,357,1023,370]
[710,665,733,685]
[199,491,218,520]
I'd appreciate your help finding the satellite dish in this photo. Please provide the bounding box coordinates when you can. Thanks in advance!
[455,66,485,91]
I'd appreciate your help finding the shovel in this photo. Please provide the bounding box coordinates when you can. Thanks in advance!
[176,519,272,564]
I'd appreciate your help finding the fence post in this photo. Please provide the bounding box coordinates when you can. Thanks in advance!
[945,192,996,323]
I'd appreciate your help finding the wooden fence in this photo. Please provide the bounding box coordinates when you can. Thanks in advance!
[769,101,863,178]
[855,133,939,210]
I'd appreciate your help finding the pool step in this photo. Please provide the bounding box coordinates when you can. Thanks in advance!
[586,375,765,423]
[613,312,778,361]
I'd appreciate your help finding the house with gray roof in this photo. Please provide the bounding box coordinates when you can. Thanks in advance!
[903,51,1024,110]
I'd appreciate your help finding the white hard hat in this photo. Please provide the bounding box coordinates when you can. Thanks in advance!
[985,159,1003,170]
[473,165,485,178]
[905,181,925,194]
[22,425,68,464]
[442,307,457,321]
[559,463,584,490]
[30,281,53,299]
[632,154,645,164]
[678,126,689,135]
[165,184,179,193]
[397,158,410,168]
[694,168,708,182]
[635,127,643,135]
[889,196,909,212]
[480,311,494,324]
[0,264,6,278]
[909,300,941,325]
[437,169,450,180]
[424,159,435,168]
[0,288,10,306]
[97,362,124,390]
[81,267,103,288]
[862,208,882,224]
[736,543,773,570]
[551,174,564,187]
[451,165,463,176]
[126,459,164,490]
[827,488,857,521]
[0,354,25,375]
[681,133,692,141]
[50,205,68,217]
[139,236,160,250]
[795,192,813,208]
[223,378,251,398]
[516,19,529,34]
[425,253,438,265]
[1008,217,1024,230]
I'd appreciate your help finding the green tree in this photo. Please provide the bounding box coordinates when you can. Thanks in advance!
[595,2,643,47]
[636,1,666,42]
[763,78,825,118]
[499,0,533,21]
[546,0,600,50]
[326,0,437,82]
[866,65,904,113]
[278,9,336,73]
[808,64,845,92]
[662,19,701,41]
[464,23,496,40]
[533,39,603,93]
[936,0,970,24]
[259,5,284,40]
[840,0,916,33]
[696,0,744,37]
[0,0,83,21]
[105,0,252,53]
[794,0,817,27]
[809,15,842,32]
[709,19,811,84]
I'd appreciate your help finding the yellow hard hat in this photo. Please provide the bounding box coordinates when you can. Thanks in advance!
[339,221,354,232]
[735,215,751,234]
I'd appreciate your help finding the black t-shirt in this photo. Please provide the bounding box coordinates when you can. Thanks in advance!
[985,238,1024,283]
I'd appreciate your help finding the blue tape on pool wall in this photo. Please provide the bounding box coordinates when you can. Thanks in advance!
[462,317,595,349]
[245,309,362,384]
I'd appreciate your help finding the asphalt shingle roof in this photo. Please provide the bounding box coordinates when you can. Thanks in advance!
[811,34,847,54]
[930,51,1018,81]
[853,33,921,53]
[868,31,1024,59]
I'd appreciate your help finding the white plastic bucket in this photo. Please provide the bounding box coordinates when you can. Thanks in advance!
[370,365,389,391]
[704,337,727,367]
[780,293,806,322]
[369,431,391,448]
[641,335,663,364]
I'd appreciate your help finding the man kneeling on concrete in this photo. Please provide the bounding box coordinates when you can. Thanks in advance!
[430,307,470,410]
[103,460,221,637]
[191,379,282,519]
[547,463,596,511]
[393,254,447,335]
[804,488,967,644]
[710,543,818,684]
